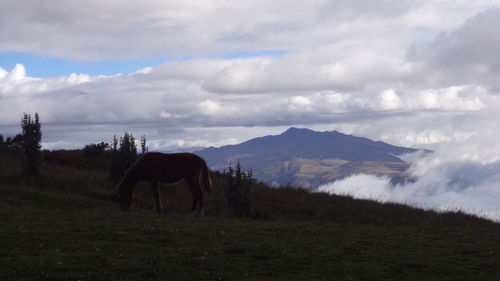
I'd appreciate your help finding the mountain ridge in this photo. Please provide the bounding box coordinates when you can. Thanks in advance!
[195,127,426,188]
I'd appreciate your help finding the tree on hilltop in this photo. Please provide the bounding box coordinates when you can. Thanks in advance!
[21,113,42,176]
[225,161,254,217]
[140,135,148,154]
[110,132,145,183]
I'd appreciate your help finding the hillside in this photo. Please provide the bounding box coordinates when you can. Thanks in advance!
[196,127,425,187]
[2,183,500,281]
[2,149,500,280]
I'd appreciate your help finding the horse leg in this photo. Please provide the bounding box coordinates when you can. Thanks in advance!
[187,179,203,215]
[186,180,196,213]
[151,182,163,213]
[196,187,204,215]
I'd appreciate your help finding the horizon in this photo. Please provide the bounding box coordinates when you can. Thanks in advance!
[2,1,500,220]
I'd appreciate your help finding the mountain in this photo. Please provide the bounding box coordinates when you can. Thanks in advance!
[195,127,426,188]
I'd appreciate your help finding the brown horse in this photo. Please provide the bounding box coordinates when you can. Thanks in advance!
[117,152,212,214]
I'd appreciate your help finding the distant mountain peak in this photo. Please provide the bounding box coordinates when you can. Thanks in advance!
[282,127,314,134]
[195,128,426,187]
[282,127,345,137]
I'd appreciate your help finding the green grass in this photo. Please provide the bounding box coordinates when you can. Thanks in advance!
[2,150,500,280]
[2,184,500,281]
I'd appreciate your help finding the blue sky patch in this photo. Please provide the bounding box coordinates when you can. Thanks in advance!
[0,50,286,78]
[0,52,172,77]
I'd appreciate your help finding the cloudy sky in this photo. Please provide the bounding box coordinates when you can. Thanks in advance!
[2,1,500,219]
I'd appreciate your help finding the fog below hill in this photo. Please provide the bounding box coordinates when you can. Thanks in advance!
[318,150,500,222]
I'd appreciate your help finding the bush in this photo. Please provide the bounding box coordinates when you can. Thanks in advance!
[83,142,110,157]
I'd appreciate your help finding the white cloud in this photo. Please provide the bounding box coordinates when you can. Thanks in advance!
[203,58,273,94]
[67,73,91,85]
[198,100,222,115]
[377,89,402,110]
[135,67,153,75]
[288,96,312,112]
[0,61,495,137]
[411,86,486,111]
[318,153,500,221]
[7,64,27,81]
[159,111,184,119]
[2,0,496,61]
[410,7,500,88]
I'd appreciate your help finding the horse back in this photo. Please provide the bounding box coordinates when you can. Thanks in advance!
[134,152,207,184]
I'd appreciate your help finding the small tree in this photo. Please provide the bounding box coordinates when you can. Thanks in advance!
[110,135,120,182]
[225,161,253,217]
[21,113,42,176]
[140,135,148,154]
[110,132,138,183]
[120,132,137,162]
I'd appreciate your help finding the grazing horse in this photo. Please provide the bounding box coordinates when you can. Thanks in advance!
[117,152,212,214]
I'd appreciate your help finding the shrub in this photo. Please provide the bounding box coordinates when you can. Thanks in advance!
[83,142,110,157]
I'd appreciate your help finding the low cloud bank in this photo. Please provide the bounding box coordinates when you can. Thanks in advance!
[317,151,500,221]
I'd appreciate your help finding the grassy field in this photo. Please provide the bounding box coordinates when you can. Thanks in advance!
[2,150,500,280]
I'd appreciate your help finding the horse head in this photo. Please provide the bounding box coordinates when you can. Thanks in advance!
[118,179,133,210]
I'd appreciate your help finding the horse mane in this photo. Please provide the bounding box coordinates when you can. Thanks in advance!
[116,154,144,188]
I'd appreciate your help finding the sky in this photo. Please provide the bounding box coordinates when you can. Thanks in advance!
[2,0,500,220]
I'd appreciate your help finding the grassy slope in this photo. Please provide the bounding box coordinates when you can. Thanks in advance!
[1,150,500,280]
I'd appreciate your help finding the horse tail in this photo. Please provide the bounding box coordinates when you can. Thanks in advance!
[200,161,212,198]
